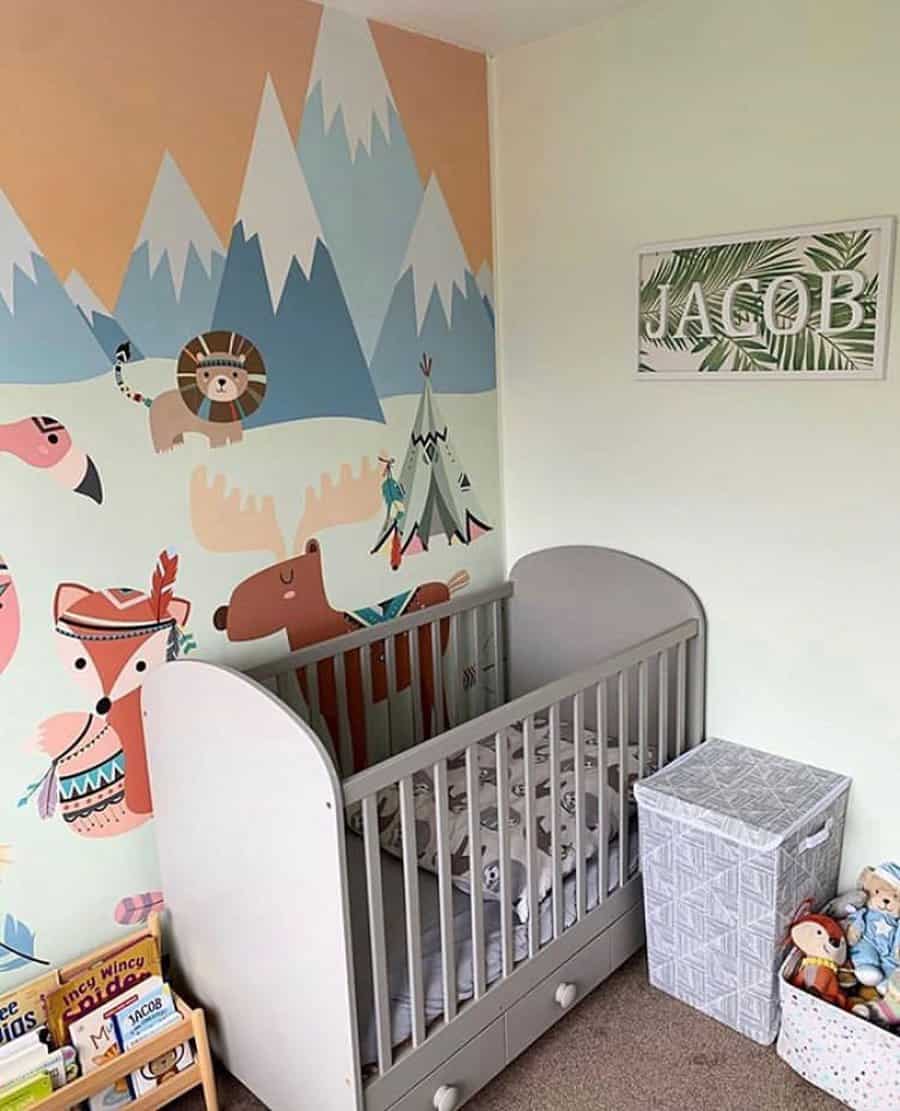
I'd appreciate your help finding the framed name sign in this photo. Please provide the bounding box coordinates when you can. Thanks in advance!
[637,216,894,380]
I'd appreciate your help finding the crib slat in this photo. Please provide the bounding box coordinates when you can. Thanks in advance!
[398,776,425,1045]
[333,654,354,777]
[472,605,484,717]
[617,669,629,888]
[433,758,457,1023]
[305,663,321,736]
[385,635,399,756]
[548,702,563,940]
[491,600,505,709]
[277,672,303,719]
[676,639,687,757]
[573,689,586,922]
[409,627,424,745]
[465,746,486,999]
[447,614,461,728]
[597,681,609,903]
[658,649,669,770]
[361,794,392,1074]
[523,715,539,956]
[638,658,648,779]
[360,643,375,766]
[495,730,513,978]
[430,621,445,737]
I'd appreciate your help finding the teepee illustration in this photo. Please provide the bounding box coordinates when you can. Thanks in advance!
[372,355,492,569]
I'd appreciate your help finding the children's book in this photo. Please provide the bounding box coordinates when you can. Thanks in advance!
[111,983,193,1097]
[0,1043,48,1090]
[69,975,164,1111]
[0,1046,74,1092]
[0,1071,52,1110]
[0,973,58,1051]
[46,934,160,1047]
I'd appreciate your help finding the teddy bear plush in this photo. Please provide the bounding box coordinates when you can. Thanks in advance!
[852,970,900,1027]
[844,863,900,992]
[789,912,851,1010]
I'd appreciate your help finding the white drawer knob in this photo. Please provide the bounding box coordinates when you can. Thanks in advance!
[555,981,577,1009]
[433,1084,460,1111]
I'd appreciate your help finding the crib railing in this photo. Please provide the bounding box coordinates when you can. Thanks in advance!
[246,582,512,775]
[343,616,701,1082]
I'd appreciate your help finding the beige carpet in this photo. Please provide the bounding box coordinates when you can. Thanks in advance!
[175,953,840,1110]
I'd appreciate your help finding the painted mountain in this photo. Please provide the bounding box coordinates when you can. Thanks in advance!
[0,190,109,383]
[477,262,495,325]
[370,176,496,396]
[212,76,383,427]
[65,270,141,361]
[298,8,422,361]
[115,152,225,358]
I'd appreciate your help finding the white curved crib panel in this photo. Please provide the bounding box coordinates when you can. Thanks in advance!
[144,660,362,1111]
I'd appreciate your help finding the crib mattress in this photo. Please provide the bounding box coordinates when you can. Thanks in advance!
[347,823,639,1066]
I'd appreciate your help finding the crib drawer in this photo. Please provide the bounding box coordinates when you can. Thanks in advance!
[608,901,645,968]
[506,926,612,1061]
[389,1017,506,1111]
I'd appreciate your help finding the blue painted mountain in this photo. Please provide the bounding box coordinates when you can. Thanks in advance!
[370,177,495,397]
[370,268,496,396]
[115,153,225,358]
[298,9,423,360]
[65,270,143,362]
[0,260,109,384]
[212,222,383,426]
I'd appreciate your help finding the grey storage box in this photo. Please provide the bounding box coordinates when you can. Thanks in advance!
[633,739,851,1045]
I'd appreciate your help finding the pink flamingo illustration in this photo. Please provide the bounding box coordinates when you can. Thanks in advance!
[0,556,21,673]
[0,416,103,503]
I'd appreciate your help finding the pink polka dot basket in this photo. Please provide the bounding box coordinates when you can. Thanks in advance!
[777,949,900,1109]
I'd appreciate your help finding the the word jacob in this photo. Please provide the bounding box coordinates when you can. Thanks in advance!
[637,217,893,378]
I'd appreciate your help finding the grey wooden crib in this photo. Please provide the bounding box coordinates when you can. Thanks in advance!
[144,546,706,1111]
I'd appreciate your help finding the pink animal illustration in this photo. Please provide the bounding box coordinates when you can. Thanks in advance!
[0,556,20,673]
[18,552,192,838]
[0,416,103,503]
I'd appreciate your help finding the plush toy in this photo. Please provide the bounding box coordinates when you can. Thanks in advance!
[852,970,900,1027]
[790,912,851,1010]
[845,863,900,992]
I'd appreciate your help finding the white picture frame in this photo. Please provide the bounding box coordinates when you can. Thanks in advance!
[636,215,895,380]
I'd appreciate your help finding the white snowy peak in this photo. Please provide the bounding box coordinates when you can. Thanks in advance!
[476,263,494,307]
[402,176,470,332]
[65,269,108,320]
[238,75,324,310]
[308,7,395,160]
[0,189,40,312]
[136,151,223,298]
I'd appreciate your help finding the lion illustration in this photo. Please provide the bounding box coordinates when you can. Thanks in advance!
[114,332,267,453]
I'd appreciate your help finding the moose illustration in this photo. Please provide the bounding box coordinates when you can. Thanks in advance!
[191,464,469,771]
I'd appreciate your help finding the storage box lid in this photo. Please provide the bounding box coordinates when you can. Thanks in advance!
[633,738,851,850]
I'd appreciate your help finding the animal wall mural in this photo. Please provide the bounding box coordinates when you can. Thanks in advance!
[0,558,21,674]
[0,417,103,504]
[0,0,500,980]
[18,551,194,837]
[191,463,470,768]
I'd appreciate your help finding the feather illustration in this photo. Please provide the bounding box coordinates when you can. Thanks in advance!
[19,713,94,817]
[114,891,165,927]
[149,549,179,621]
[0,914,49,973]
[36,766,59,820]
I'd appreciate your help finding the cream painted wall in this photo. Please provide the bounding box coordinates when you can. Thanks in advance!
[492,0,900,886]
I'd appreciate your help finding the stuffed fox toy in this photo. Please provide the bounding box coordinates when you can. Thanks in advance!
[790,912,851,1010]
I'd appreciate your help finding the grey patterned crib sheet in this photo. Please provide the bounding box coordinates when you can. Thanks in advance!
[347,719,638,923]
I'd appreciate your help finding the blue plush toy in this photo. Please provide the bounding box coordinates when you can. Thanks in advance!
[845,862,900,992]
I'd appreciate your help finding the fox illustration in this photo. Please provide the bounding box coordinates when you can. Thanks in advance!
[19,552,192,838]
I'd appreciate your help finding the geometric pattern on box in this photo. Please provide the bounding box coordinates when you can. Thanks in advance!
[634,739,850,1045]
